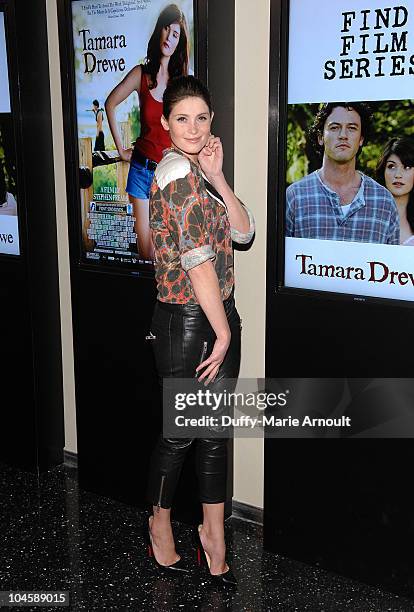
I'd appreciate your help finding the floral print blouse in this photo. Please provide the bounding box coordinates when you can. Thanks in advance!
[149,148,255,304]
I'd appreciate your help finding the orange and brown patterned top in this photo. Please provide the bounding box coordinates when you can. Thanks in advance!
[149,148,255,304]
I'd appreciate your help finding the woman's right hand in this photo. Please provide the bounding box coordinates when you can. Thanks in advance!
[196,334,231,385]
[118,147,133,162]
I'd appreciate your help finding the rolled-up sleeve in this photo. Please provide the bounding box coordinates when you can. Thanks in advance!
[167,173,216,272]
[231,204,255,244]
[180,244,215,272]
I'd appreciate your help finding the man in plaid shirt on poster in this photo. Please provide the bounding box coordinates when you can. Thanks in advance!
[286,102,399,244]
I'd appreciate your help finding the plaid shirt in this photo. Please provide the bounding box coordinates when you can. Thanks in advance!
[286,170,399,244]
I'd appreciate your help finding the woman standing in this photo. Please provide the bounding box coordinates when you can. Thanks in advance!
[146,76,255,584]
[105,4,189,260]
[377,137,414,246]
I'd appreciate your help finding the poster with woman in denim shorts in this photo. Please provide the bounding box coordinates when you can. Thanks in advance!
[72,0,194,268]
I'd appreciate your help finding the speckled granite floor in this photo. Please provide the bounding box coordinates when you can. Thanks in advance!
[0,462,413,611]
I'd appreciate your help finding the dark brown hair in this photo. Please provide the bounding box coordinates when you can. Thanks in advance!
[376,136,414,233]
[308,102,373,160]
[143,4,189,89]
[163,75,212,119]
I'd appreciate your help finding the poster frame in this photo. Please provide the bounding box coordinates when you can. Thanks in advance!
[0,0,24,260]
[267,0,414,310]
[58,0,207,278]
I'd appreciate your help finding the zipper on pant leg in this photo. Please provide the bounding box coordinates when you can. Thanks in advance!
[200,341,208,363]
[195,341,208,378]
[156,474,166,513]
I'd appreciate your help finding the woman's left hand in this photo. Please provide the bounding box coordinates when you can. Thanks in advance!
[198,136,224,181]
[196,334,231,385]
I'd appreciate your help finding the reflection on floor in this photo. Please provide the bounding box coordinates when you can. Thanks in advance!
[0,462,413,611]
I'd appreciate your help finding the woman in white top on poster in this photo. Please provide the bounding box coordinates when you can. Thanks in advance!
[0,170,17,216]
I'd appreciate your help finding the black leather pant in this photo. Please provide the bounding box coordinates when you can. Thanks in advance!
[147,293,241,509]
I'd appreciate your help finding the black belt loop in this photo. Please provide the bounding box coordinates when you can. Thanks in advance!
[132,150,158,171]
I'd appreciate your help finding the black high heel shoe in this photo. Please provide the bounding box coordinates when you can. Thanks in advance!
[195,525,237,587]
[145,516,191,574]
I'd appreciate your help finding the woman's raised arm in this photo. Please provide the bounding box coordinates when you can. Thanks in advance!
[199,137,255,240]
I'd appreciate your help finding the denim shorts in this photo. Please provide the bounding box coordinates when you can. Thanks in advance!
[126,159,155,199]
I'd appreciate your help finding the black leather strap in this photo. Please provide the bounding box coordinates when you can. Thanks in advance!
[131,149,157,171]
[203,177,225,206]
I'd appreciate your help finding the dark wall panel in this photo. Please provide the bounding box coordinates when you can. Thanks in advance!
[207,0,235,188]
[0,0,64,472]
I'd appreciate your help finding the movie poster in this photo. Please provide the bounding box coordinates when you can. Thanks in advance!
[0,11,19,256]
[284,0,414,302]
[71,0,194,269]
